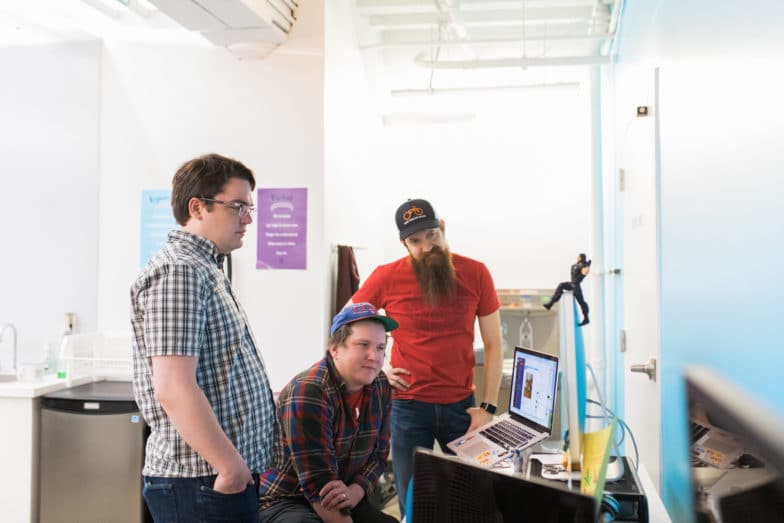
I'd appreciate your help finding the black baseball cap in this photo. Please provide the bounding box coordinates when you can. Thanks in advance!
[395,198,440,240]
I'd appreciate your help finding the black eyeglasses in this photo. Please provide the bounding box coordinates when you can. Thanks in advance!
[200,198,256,218]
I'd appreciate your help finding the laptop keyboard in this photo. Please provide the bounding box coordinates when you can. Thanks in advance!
[480,419,536,449]
[690,421,710,464]
[690,421,709,443]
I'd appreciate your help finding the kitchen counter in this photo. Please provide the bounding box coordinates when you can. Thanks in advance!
[0,374,95,398]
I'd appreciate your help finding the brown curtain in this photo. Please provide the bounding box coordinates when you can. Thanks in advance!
[334,245,360,316]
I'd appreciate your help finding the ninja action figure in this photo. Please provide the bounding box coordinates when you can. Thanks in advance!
[543,253,591,326]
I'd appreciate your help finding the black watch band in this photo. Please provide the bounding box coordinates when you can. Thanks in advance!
[480,402,497,415]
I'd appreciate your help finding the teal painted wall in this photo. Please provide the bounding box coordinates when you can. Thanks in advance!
[613,2,784,521]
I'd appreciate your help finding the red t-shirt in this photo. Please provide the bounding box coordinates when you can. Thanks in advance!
[343,389,364,428]
[352,253,499,403]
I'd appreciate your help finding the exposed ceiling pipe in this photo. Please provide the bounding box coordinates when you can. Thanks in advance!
[437,0,476,60]
[366,9,609,29]
[360,33,610,50]
[414,51,610,68]
[390,81,579,96]
[357,0,603,13]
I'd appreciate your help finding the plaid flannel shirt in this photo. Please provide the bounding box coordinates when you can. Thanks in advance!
[259,356,391,506]
[131,230,275,477]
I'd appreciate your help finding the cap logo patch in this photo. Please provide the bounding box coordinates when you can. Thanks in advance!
[353,303,376,314]
[403,205,424,222]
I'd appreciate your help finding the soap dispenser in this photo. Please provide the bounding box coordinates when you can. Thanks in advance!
[56,313,77,379]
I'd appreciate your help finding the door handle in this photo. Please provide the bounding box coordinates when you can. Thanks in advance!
[630,357,657,381]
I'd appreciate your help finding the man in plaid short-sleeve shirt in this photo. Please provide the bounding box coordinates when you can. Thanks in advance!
[131,154,275,523]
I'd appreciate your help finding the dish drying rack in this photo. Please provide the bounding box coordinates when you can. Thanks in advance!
[59,332,132,383]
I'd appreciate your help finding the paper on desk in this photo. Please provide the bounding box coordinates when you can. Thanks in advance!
[580,417,617,498]
[531,453,564,465]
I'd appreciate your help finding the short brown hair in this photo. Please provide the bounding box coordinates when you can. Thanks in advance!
[329,323,354,349]
[171,153,256,226]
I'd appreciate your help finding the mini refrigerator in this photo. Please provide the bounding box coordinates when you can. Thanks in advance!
[39,380,149,523]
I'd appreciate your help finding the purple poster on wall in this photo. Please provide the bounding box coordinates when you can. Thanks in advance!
[256,188,307,270]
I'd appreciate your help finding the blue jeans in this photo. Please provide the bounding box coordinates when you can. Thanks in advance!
[390,394,474,519]
[143,474,259,523]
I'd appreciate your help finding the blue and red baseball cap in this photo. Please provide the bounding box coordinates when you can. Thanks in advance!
[330,302,398,335]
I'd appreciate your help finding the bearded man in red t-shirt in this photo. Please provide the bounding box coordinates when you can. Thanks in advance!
[350,198,503,519]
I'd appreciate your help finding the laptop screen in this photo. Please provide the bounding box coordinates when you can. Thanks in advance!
[509,347,559,434]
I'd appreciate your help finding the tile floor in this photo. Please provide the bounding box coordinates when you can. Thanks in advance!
[382,495,401,520]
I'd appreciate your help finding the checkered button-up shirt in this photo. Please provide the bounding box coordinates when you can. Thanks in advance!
[131,230,275,477]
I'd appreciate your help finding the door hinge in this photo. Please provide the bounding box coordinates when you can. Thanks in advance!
[619,168,625,192]
[620,329,627,352]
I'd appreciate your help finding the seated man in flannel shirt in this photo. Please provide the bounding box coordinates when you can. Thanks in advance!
[259,303,399,523]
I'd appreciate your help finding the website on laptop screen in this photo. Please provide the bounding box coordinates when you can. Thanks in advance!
[510,349,558,429]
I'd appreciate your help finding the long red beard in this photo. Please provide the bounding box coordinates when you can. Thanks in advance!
[410,246,457,305]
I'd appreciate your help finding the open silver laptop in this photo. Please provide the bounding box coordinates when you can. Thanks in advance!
[690,418,745,469]
[447,346,559,467]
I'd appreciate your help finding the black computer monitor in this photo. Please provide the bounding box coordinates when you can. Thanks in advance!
[686,367,784,523]
[411,449,596,523]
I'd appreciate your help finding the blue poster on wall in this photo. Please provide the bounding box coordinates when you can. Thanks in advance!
[140,190,176,269]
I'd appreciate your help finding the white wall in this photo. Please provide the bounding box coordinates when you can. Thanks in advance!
[96,2,325,391]
[324,23,594,294]
[0,42,101,368]
[324,0,387,291]
[367,89,593,291]
[326,1,592,296]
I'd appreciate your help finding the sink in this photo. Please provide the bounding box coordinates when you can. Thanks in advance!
[0,373,17,383]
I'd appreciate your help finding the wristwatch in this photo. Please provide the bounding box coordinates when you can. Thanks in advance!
[479,402,497,415]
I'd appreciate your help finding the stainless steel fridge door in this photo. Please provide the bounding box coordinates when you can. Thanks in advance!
[39,406,146,523]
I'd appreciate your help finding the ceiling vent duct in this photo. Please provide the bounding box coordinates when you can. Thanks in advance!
[149,0,298,59]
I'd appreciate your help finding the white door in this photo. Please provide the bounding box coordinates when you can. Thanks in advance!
[620,67,662,489]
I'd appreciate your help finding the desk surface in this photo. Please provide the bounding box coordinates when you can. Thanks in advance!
[521,455,671,523]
